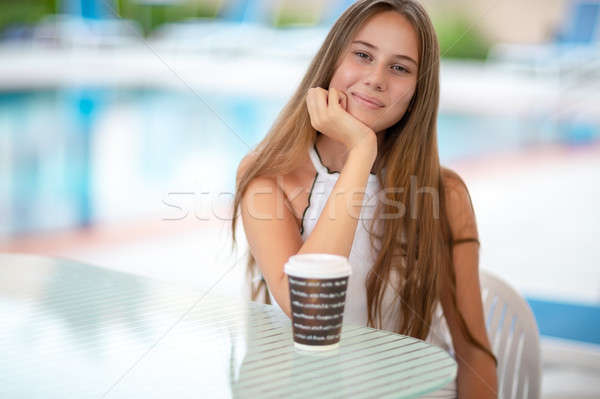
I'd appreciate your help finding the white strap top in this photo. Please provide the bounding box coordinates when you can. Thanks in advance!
[268,143,457,370]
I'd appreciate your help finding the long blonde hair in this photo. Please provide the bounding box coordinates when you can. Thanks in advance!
[231,0,496,366]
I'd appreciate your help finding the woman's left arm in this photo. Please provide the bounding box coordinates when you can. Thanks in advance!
[439,170,498,399]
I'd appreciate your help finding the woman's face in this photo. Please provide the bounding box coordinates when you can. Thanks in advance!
[329,10,419,134]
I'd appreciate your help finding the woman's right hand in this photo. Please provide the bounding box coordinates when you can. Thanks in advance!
[305,87,377,152]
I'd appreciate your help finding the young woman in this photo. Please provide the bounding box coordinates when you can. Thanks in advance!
[232,1,498,397]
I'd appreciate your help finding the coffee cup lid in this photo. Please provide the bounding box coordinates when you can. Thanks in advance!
[284,253,352,279]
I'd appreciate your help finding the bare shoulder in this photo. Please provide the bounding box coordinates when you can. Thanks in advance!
[441,167,472,207]
[236,152,260,185]
[237,155,304,273]
[441,166,469,192]
[237,152,301,218]
[237,152,288,196]
[440,166,478,238]
[238,165,279,200]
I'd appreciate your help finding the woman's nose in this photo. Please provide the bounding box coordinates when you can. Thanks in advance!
[364,65,387,91]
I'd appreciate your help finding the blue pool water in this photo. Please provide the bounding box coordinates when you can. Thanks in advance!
[527,298,600,345]
[1,88,598,238]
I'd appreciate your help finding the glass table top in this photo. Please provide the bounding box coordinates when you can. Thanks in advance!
[0,253,457,398]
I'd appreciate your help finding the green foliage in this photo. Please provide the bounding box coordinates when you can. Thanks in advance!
[432,13,491,60]
[116,0,221,36]
[0,0,58,35]
[272,7,319,28]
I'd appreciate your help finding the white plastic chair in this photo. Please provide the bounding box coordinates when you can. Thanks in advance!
[480,270,542,399]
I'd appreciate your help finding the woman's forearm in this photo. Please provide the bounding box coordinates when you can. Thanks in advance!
[297,138,377,257]
[275,140,376,319]
[457,349,498,398]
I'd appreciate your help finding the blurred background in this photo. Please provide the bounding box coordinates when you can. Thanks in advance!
[0,0,598,397]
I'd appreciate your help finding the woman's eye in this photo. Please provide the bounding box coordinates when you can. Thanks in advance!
[355,52,408,73]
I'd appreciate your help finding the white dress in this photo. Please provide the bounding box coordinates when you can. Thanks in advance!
[268,143,457,398]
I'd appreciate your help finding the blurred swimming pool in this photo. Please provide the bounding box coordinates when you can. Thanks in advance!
[1,88,598,237]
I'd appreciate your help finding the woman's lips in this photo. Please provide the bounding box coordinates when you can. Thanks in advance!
[352,93,384,109]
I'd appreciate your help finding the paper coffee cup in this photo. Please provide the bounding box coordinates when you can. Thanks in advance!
[284,253,352,351]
